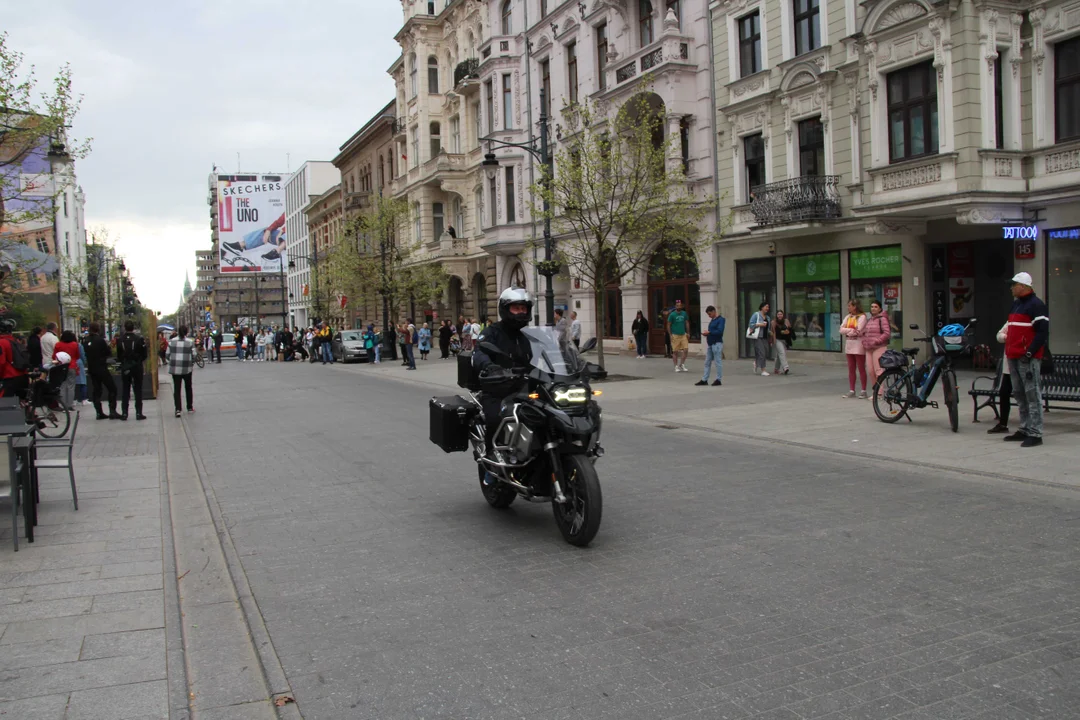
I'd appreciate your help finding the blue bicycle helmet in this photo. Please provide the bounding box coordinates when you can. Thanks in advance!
[938,323,965,337]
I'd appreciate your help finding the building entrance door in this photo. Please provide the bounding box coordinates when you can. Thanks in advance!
[736,259,777,358]
[647,244,700,355]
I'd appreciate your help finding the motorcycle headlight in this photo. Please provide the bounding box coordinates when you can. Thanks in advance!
[552,384,589,407]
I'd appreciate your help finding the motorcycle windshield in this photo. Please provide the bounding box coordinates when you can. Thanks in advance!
[522,327,585,379]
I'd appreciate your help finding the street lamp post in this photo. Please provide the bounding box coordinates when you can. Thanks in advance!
[481,88,556,327]
[288,241,321,326]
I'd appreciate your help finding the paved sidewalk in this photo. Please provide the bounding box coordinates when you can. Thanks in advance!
[0,404,170,719]
[332,348,1080,490]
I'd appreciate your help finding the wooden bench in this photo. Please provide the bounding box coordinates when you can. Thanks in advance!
[969,354,1080,422]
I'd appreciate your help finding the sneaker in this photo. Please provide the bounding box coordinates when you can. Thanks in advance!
[1021,436,1043,448]
[694,380,708,386]
[1003,431,1028,442]
[175,410,181,418]
[136,414,147,421]
[680,365,689,372]
[987,424,1009,434]
[842,390,855,398]
[784,368,790,375]
[674,367,680,373]
[187,408,195,413]
[712,379,722,386]
[859,391,868,400]
[761,371,770,376]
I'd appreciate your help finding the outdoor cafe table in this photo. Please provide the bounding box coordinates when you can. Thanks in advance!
[0,419,36,543]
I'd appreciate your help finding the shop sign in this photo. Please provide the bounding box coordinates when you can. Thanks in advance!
[784,252,840,284]
[1002,225,1038,240]
[933,290,947,330]
[947,243,975,320]
[1046,226,1080,240]
[850,246,903,280]
[1015,240,1036,260]
[931,247,946,282]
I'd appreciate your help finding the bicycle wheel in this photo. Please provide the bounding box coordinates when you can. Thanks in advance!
[942,369,959,433]
[33,402,71,438]
[872,368,913,423]
[194,354,205,369]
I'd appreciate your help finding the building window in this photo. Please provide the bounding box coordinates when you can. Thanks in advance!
[502,74,513,129]
[887,61,938,162]
[501,0,512,35]
[430,122,442,158]
[36,236,49,254]
[1055,36,1080,142]
[475,188,484,231]
[541,0,548,19]
[489,175,498,226]
[567,42,579,105]
[414,202,422,242]
[409,53,418,97]
[411,126,420,168]
[452,197,463,234]
[793,0,820,57]
[995,55,1004,149]
[433,202,445,239]
[505,166,516,223]
[450,115,460,153]
[63,193,68,217]
[540,59,551,117]
[640,0,655,47]
[679,117,690,174]
[472,102,482,147]
[428,56,440,94]
[738,11,761,78]
[798,117,825,176]
[485,81,494,134]
[744,133,766,198]
[597,23,609,90]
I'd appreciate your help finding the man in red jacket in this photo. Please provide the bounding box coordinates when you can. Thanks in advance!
[1003,272,1049,447]
[0,318,29,398]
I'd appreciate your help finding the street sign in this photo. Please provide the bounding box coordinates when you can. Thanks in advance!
[1015,240,1036,259]
[204,311,212,322]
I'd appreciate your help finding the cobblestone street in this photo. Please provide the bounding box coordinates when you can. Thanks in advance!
[176,361,1080,720]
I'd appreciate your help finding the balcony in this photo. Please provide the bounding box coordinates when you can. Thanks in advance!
[609,30,692,89]
[392,117,407,138]
[454,58,479,89]
[749,176,841,227]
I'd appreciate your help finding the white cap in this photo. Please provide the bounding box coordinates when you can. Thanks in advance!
[1011,271,1033,286]
[55,351,71,365]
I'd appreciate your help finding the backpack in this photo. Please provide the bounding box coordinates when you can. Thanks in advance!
[121,335,144,374]
[7,338,30,371]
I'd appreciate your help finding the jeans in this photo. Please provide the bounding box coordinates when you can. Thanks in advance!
[321,342,333,363]
[702,343,723,382]
[774,340,789,373]
[375,344,381,363]
[635,332,648,357]
[404,343,416,369]
[75,383,87,402]
[258,345,266,360]
[236,345,244,360]
[172,373,193,412]
[1008,357,1043,438]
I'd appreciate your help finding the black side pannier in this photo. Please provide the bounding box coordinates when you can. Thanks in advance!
[878,349,909,369]
[430,396,477,453]
[457,351,480,391]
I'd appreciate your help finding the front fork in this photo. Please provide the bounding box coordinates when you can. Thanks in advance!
[545,442,568,504]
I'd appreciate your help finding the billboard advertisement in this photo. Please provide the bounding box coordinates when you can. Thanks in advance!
[216,174,287,273]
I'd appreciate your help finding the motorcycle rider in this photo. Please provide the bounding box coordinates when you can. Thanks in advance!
[472,287,535,483]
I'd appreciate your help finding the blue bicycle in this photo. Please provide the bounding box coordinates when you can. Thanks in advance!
[872,320,976,432]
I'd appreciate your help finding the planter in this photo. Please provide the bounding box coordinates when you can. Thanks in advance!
[106,371,156,400]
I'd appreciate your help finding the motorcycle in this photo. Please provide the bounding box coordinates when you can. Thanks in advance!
[429,327,606,547]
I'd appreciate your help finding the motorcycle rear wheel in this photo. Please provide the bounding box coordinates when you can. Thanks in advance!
[478,464,516,508]
[552,454,602,547]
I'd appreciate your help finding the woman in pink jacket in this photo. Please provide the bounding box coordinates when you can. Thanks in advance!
[860,300,892,395]
[838,299,868,398]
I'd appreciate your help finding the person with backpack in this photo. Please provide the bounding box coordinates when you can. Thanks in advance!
[362,324,378,364]
[84,322,121,419]
[0,318,31,398]
[53,330,82,411]
[116,320,148,420]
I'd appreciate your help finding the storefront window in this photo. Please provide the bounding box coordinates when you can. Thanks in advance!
[849,246,903,351]
[1047,228,1080,352]
[784,252,842,351]
[737,258,776,358]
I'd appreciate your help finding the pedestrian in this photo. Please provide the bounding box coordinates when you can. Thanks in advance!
[40,323,59,368]
[839,299,868,398]
[26,326,43,370]
[74,353,88,405]
[667,298,690,372]
[212,328,223,363]
[418,322,432,360]
[168,325,195,417]
[470,318,482,350]
[772,310,793,375]
[696,305,725,387]
[362,324,378,364]
[987,322,1014,435]
[554,308,570,349]
[236,329,246,361]
[257,329,267,361]
[747,302,771,376]
[631,310,649,359]
[1003,272,1049,447]
[116,320,148,420]
[438,320,452,359]
[860,300,891,394]
[457,315,467,348]
[570,311,581,349]
[52,330,81,411]
[83,322,121,419]
[404,319,417,370]
[247,328,258,361]
[319,323,334,364]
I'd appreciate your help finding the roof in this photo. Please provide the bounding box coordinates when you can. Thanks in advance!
[333,100,396,165]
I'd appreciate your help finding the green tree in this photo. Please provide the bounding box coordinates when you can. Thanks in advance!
[531,90,718,367]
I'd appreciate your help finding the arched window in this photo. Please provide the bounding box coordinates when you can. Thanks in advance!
[466,31,475,58]
[509,263,527,289]
[474,187,484,231]
[428,55,439,94]
[452,196,463,235]
[408,52,418,97]
[430,122,442,158]
[501,0,513,35]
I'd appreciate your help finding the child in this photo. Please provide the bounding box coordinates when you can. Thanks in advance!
[75,354,88,405]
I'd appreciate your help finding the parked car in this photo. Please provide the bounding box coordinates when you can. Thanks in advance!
[332,330,368,363]
[220,333,236,355]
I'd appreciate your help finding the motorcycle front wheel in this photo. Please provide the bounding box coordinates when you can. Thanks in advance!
[478,464,516,508]
[552,454,602,547]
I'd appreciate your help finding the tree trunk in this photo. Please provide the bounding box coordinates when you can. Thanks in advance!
[594,283,606,369]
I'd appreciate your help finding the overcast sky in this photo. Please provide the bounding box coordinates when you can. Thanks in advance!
[5,0,401,313]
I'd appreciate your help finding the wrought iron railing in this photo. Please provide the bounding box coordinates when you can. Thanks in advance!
[616,62,637,84]
[454,58,479,87]
[641,48,663,72]
[749,175,842,226]
[392,117,407,135]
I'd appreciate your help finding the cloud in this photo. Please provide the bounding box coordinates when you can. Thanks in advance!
[5,0,402,314]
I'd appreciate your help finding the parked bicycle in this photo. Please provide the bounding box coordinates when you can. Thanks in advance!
[193,347,205,369]
[20,370,70,438]
[872,320,976,433]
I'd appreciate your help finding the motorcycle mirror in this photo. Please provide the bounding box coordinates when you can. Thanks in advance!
[968,318,977,325]
[909,324,920,330]
[579,337,598,353]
